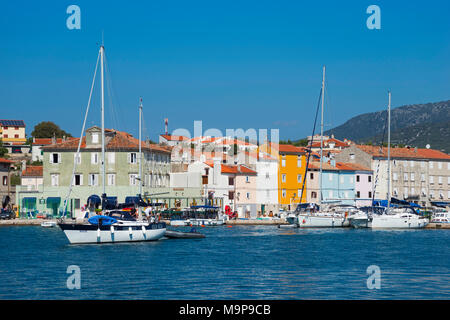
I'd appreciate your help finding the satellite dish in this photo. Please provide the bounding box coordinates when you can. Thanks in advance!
[426,144,430,149]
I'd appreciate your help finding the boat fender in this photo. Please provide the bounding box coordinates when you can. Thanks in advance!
[141,225,146,234]
[302,219,306,224]
[110,225,114,234]
[97,228,101,238]
[129,227,133,237]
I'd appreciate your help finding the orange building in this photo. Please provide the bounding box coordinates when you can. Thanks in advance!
[260,143,307,209]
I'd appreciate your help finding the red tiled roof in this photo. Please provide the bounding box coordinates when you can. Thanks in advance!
[204,161,257,174]
[307,161,338,171]
[42,130,171,154]
[0,158,14,164]
[160,134,189,142]
[311,138,350,148]
[265,142,306,154]
[33,138,76,145]
[356,145,450,160]
[336,162,372,172]
[22,165,43,177]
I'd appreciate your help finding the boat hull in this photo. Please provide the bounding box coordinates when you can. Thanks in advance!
[371,217,428,229]
[59,222,166,244]
[297,215,346,228]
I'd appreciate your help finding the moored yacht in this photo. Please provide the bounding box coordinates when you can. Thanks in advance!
[370,207,429,229]
[59,209,166,244]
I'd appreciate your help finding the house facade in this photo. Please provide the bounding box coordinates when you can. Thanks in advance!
[15,126,172,217]
[0,120,26,145]
[335,144,450,207]
[260,143,307,210]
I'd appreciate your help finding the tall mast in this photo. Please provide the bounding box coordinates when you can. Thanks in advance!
[387,91,391,208]
[100,45,106,197]
[319,65,325,206]
[139,97,143,196]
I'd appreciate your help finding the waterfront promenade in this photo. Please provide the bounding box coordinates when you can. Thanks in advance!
[2,218,448,229]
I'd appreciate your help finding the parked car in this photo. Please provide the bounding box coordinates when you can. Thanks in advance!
[0,209,15,220]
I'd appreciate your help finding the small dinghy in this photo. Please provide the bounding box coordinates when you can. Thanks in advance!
[41,221,57,228]
[164,228,205,239]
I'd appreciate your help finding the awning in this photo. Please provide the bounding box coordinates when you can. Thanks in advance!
[22,197,37,208]
[46,197,61,204]
[431,201,450,208]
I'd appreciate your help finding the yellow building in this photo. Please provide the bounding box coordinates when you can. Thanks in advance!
[0,120,26,144]
[260,143,307,209]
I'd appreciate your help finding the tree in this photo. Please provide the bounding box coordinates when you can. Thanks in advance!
[31,121,72,138]
[0,139,8,157]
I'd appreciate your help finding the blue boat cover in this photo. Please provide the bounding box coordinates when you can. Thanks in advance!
[88,215,117,226]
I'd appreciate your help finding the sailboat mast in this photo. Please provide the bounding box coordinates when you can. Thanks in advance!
[139,97,143,196]
[319,65,325,206]
[387,91,391,208]
[100,45,106,197]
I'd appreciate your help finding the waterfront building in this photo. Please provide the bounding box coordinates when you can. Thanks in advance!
[187,159,258,217]
[259,143,307,211]
[336,162,373,207]
[15,126,172,217]
[235,151,279,216]
[305,160,373,206]
[335,145,450,207]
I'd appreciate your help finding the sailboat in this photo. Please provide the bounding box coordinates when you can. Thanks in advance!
[349,92,428,229]
[295,66,347,228]
[58,45,166,244]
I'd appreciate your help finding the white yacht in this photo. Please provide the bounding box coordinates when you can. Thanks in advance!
[57,45,166,244]
[370,207,429,229]
[59,210,166,244]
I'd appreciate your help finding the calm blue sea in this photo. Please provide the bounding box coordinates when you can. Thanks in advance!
[0,225,448,299]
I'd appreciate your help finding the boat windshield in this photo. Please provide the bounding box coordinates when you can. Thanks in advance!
[294,203,319,213]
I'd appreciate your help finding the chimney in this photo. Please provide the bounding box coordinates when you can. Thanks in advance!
[51,133,56,145]
[414,147,418,153]
[164,118,168,135]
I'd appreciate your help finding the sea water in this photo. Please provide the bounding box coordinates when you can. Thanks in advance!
[0,225,448,299]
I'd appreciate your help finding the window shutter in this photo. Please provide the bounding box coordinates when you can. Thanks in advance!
[127,153,131,164]
[58,153,62,163]
[49,153,53,164]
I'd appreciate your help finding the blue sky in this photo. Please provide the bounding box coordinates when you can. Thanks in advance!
[0,1,449,141]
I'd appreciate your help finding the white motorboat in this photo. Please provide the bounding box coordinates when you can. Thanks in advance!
[59,210,166,244]
[430,207,450,224]
[41,220,57,228]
